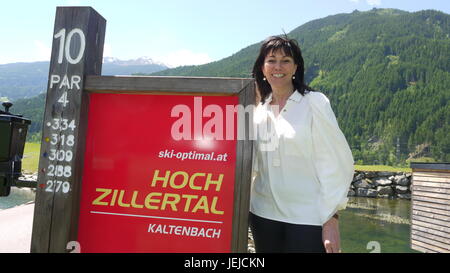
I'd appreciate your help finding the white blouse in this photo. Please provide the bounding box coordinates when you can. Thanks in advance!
[250,90,354,226]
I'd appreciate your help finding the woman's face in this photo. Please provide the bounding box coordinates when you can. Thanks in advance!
[262,49,297,91]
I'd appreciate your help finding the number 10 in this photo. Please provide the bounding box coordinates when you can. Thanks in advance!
[54,28,86,64]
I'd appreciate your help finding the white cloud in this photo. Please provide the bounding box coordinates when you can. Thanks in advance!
[160,49,213,68]
[33,40,51,62]
[0,41,51,64]
[65,0,82,5]
[103,43,112,57]
[366,0,381,6]
[349,0,382,6]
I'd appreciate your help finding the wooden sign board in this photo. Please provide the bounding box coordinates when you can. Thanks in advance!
[31,7,254,253]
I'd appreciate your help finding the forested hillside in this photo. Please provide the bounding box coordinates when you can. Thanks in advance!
[151,8,450,165]
[6,93,45,142]
[0,59,168,101]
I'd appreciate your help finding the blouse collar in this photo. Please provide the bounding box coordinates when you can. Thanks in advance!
[264,90,302,105]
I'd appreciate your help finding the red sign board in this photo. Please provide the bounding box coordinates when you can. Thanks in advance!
[77,93,239,252]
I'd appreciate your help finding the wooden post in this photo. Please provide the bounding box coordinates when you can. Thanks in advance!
[31,7,106,253]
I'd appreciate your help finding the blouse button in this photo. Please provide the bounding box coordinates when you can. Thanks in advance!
[273,158,281,166]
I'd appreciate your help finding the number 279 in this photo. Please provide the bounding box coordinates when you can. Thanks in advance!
[46,180,70,193]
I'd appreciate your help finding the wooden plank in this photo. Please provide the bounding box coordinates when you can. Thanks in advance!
[412,209,450,223]
[411,233,450,251]
[413,190,450,201]
[411,244,436,253]
[413,171,450,178]
[414,174,450,181]
[230,79,255,253]
[85,90,236,96]
[412,218,450,234]
[31,7,106,253]
[413,181,450,189]
[412,230,450,248]
[411,196,449,206]
[52,7,105,253]
[231,110,244,252]
[413,186,450,195]
[413,176,450,183]
[413,200,450,212]
[413,203,450,217]
[411,240,439,253]
[413,195,450,206]
[85,75,253,94]
[413,169,450,174]
[412,225,450,241]
[412,215,450,229]
[238,81,254,253]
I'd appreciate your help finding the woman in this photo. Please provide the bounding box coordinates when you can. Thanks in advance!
[250,35,354,253]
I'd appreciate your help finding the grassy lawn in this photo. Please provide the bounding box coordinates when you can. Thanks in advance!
[354,165,411,173]
[22,142,40,174]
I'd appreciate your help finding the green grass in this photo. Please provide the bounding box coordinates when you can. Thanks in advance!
[406,157,436,163]
[354,165,411,173]
[22,142,40,173]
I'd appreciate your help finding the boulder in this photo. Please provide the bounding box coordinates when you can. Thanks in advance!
[397,193,411,199]
[377,171,397,177]
[364,172,378,178]
[392,175,410,186]
[395,185,409,194]
[353,172,365,181]
[356,188,378,198]
[373,177,392,186]
[377,186,394,196]
[353,178,373,188]
[347,189,356,197]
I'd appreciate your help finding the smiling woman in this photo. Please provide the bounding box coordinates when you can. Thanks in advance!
[249,35,355,253]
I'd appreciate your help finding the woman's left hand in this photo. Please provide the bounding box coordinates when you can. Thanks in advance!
[322,217,341,253]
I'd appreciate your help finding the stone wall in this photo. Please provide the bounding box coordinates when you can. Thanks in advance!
[348,171,411,199]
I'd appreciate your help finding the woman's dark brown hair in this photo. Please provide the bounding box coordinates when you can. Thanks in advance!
[252,35,312,103]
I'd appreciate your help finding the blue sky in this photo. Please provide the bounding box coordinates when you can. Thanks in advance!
[0,0,448,67]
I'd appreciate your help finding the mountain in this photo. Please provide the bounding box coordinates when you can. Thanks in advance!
[149,8,450,164]
[0,57,169,100]
[0,62,49,101]
[103,56,166,66]
[3,8,449,165]
[101,57,168,75]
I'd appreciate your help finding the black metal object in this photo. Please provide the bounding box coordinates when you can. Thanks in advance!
[0,102,33,196]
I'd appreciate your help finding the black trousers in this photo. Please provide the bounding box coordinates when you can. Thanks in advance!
[249,212,326,253]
